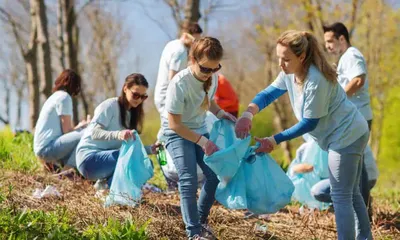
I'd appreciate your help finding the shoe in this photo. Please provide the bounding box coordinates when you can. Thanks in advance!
[94,179,108,191]
[189,235,207,240]
[201,224,217,240]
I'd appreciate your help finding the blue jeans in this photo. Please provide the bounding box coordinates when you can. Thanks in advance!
[37,130,83,168]
[165,133,219,237]
[328,132,372,240]
[77,149,119,186]
[311,178,376,203]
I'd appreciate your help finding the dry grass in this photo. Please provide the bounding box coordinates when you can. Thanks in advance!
[0,170,398,240]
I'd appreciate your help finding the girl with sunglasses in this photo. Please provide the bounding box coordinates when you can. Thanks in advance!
[76,73,155,187]
[161,37,236,240]
[235,30,371,240]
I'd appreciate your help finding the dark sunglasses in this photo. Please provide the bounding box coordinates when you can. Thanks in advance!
[129,89,148,100]
[198,62,222,74]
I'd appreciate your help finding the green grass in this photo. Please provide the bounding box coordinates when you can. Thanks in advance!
[0,128,40,173]
[0,186,148,240]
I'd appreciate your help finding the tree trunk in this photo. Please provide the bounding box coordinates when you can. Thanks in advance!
[57,0,65,71]
[16,89,23,128]
[61,0,81,124]
[181,0,201,33]
[36,0,53,99]
[27,0,40,130]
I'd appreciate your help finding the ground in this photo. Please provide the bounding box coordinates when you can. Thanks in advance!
[0,170,398,240]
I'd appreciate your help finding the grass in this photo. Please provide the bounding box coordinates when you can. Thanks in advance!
[0,127,399,239]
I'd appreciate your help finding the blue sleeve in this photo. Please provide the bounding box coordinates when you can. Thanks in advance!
[251,86,287,111]
[274,118,319,144]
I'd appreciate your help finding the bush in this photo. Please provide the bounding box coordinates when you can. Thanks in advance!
[0,128,40,172]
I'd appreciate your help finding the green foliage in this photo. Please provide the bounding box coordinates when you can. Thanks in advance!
[377,87,400,188]
[0,128,40,172]
[83,219,149,240]
[0,207,80,239]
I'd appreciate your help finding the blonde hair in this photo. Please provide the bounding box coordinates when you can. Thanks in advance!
[189,37,223,110]
[277,30,337,84]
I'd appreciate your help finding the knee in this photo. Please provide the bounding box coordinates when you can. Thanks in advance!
[178,174,198,194]
[311,185,329,202]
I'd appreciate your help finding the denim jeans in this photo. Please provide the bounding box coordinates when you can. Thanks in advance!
[328,132,372,240]
[165,133,219,237]
[77,149,119,187]
[311,178,376,203]
[37,130,83,168]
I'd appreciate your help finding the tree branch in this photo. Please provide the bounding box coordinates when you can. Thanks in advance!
[0,115,9,124]
[132,1,174,40]
[0,7,27,57]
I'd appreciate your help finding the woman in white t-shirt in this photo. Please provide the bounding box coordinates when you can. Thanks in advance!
[34,69,88,171]
[162,37,236,239]
[235,30,371,240]
[76,73,156,187]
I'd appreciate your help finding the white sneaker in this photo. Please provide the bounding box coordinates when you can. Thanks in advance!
[94,179,108,191]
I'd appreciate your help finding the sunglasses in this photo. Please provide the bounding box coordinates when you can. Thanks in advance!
[197,62,222,74]
[129,89,148,100]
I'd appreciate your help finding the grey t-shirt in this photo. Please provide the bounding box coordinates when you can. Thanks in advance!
[34,91,73,155]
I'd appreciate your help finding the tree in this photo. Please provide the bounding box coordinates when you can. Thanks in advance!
[0,1,40,130]
[36,0,52,99]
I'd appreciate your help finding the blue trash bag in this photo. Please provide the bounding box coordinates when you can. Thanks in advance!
[287,140,330,210]
[105,132,154,207]
[243,144,295,214]
[205,120,294,214]
[204,119,251,183]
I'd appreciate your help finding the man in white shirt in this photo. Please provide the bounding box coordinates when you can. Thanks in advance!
[323,22,374,219]
[154,23,203,114]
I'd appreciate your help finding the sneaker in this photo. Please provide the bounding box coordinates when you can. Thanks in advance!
[189,235,207,240]
[201,224,217,240]
[94,179,108,191]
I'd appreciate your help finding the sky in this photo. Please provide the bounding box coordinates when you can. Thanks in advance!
[0,0,258,130]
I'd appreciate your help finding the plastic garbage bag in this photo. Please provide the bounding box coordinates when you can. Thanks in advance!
[287,140,330,210]
[105,132,153,207]
[205,119,294,214]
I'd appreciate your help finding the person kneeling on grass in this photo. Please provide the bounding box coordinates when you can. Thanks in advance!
[34,69,89,172]
[76,73,158,189]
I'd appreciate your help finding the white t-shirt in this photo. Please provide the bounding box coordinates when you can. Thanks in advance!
[337,47,372,120]
[34,91,73,155]
[154,39,188,114]
[76,98,126,166]
[161,67,218,135]
[271,65,368,151]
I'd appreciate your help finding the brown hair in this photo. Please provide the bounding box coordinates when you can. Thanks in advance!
[118,73,148,133]
[277,30,337,84]
[52,69,82,96]
[189,37,223,110]
[182,22,203,35]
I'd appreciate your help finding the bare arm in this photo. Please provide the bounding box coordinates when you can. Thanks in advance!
[209,100,222,116]
[344,74,366,97]
[168,113,202,143]
[60,115,87,134]
[60,115,75,134]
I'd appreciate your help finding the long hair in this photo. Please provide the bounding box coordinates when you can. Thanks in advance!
[189,37,224,110]
[118,73,148,133]
[277,30,337,84]
[52,69,82,96]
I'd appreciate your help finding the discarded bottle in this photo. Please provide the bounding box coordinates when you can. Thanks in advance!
[157,145,167,166]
